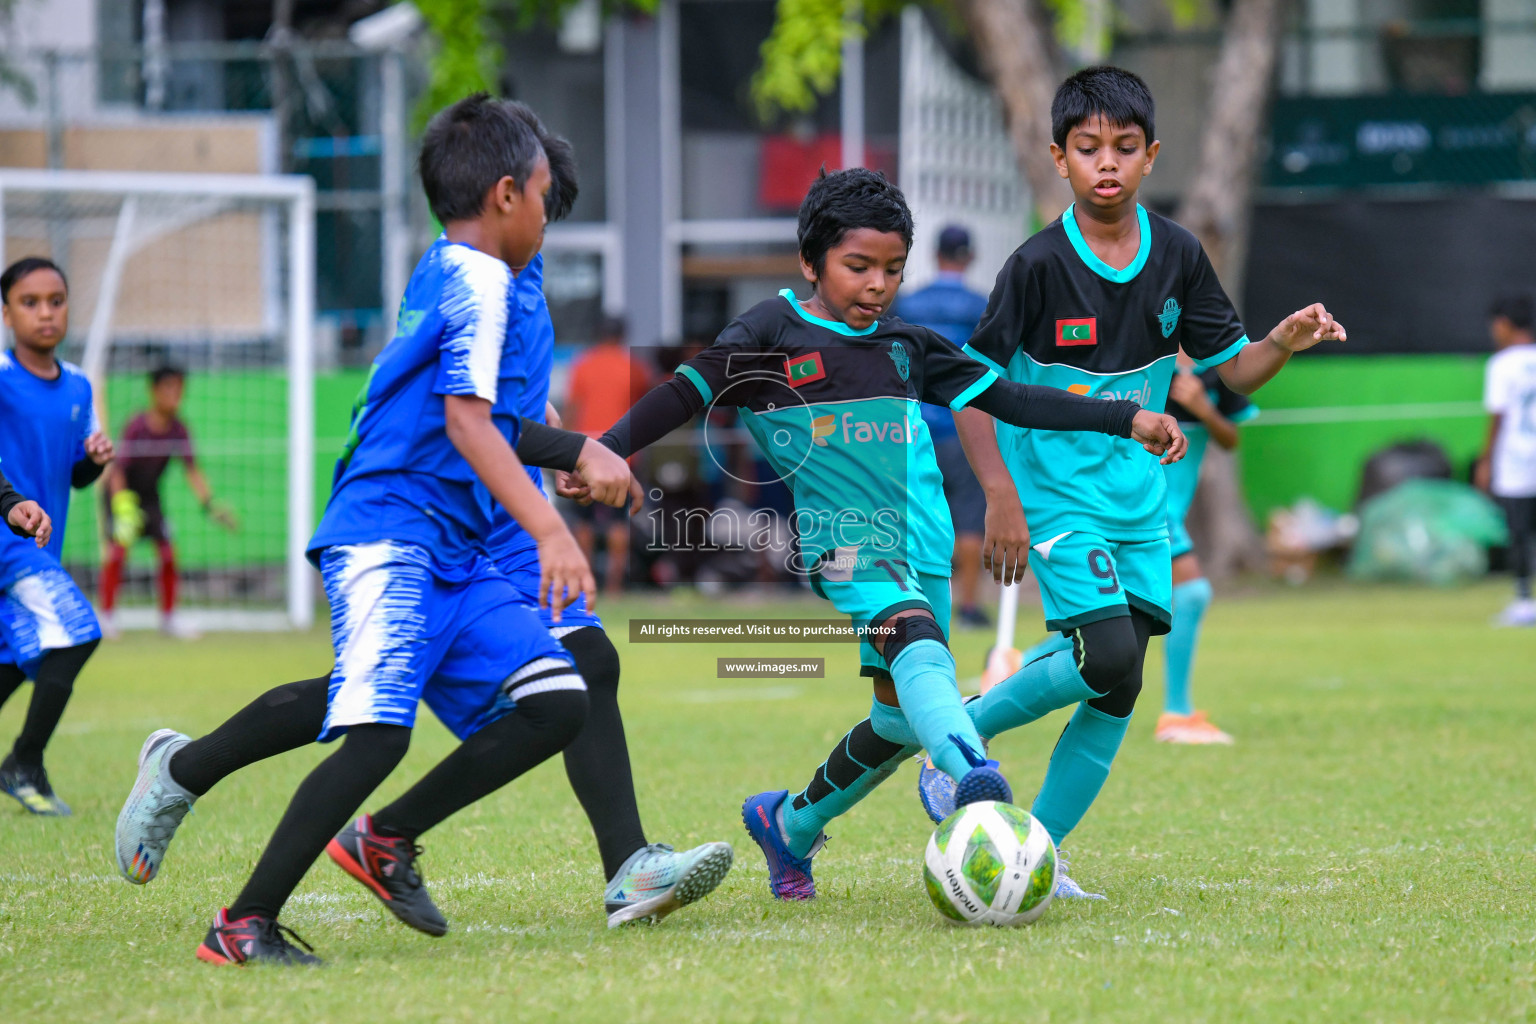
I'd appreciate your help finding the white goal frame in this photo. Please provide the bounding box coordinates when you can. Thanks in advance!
[0,168,317,631]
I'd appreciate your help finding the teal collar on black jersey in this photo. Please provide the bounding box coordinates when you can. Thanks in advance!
[779,289,879,337]
[1062,203,1151,284]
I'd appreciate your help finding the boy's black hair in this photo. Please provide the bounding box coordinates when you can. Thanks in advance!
[797,168,914,277]
[1489,295,1534,331]
[418,93,547,224]
[149,364,186,387]
[1051,66,1156,149]
[504,102,579,223]
[1,256,68,304]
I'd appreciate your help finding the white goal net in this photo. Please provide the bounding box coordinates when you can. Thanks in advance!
[0,169,316,631]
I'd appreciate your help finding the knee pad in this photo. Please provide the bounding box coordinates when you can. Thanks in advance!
[517,688,590,747]
[558,626,620,697]
[877,611,947,667]
[1070,617,1141,696]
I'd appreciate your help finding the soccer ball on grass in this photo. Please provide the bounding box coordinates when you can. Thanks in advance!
[923,800,1056,926]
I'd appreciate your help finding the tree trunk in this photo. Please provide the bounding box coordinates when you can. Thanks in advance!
[957,0,1074,226]
[1177,0,1288,578]
[1175,0,1286,291]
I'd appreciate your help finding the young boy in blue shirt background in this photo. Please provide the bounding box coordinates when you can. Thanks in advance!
[0,256,115,816]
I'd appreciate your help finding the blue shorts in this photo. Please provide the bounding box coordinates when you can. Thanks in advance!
[1163,431,1209,560]
[0,564,102,675]
[1028,530,1172,636]
[319,542,582,743]
[808,546,952,677]
[497,548,604,637]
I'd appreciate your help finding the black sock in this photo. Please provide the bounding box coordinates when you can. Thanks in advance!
[11,640,97,766]
[169,676,330,797]
[371,688,587,842]
[0,663,25,714]
[228,723,411,922]
[557,627,648,879]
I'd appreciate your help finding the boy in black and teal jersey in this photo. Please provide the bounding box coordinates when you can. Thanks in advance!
[591,168,1187,899]
[920,67,1345,894]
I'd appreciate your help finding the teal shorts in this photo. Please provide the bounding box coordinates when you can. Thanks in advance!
[1162,431,1209,560]
[1028,530,1172,636]
[808,547,951,678]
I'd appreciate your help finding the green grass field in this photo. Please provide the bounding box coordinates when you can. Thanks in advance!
[1,582,1533,1022]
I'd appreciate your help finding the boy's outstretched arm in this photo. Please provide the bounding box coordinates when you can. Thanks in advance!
[965,378,1187,462]
[1218,303,1347,395]
[954,408,1031,585]
[444,394,596,617]
[515,416,643,511]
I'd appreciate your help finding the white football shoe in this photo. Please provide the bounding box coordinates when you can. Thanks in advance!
[115,729,196,884]
[1494,598,1536,628]
[1053,849,1107,901]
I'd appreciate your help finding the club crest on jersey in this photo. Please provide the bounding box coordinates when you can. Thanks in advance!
[888,341,910,381]
[785,351,826,388]
[1157,298,1181,338]
[1056,317,1096,347]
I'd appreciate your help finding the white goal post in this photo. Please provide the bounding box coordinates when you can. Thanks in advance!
[0,168,316,631]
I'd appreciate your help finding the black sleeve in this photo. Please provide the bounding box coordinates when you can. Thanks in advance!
[515,417,588,471]
[968,378,1140,439]
[600,315,768,457]
[0,468,26,527]
[916,326,996,409]
[964,251,1035,372]
[1181,241,1248,368]
[599,375,707,458]
[72,457,106,489]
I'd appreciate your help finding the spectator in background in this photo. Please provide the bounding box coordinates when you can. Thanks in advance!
[897,225,992,627]
[563,317,654,597]
[100,366,238,640]
[1476,295,1536,627]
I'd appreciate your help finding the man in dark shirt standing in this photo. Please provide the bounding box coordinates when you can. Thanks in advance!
[101,366,236,639]
[896,225,992,627]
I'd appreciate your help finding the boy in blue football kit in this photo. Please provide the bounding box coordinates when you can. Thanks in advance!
[113,101,728,960]
[189,96,601,966]
[919,67,1344,894]
[590,167,1187,899]
[0,257,115,817]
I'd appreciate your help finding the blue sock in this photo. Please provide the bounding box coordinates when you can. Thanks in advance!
[780,702,920,857]
[968,645,1099,739]
[889,639,984,783]
[1164,578,1212,717]
[869,696,920,747]
[1030,703,1131,845]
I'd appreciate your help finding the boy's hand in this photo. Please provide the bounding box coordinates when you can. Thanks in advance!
[1131,411,1187,464]
[1268,303,1347,353]
[982,487,1031,585]
[7,500,52,547]
[84,431,115,465]
[534,525,598,621]
[575,438,644,513]
[1168,372,1212,416]
[555,469,592,504]
[1473,456,1492,493]
[209,500,241,532]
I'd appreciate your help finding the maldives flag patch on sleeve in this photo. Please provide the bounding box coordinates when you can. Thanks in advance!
[785,351,826,387]
[1056,317,1097,347]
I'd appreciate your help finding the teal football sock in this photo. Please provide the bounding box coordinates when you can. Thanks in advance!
[780,711,919,858]
[1163,578,1212,717]
[1017,632,1073,665]
[869,695,920,747]
[968,644,1098,739]
[1030,703,1131,844]
[890,639,985,783]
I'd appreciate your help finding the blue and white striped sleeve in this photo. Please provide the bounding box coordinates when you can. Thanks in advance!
[436,246,513,403]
